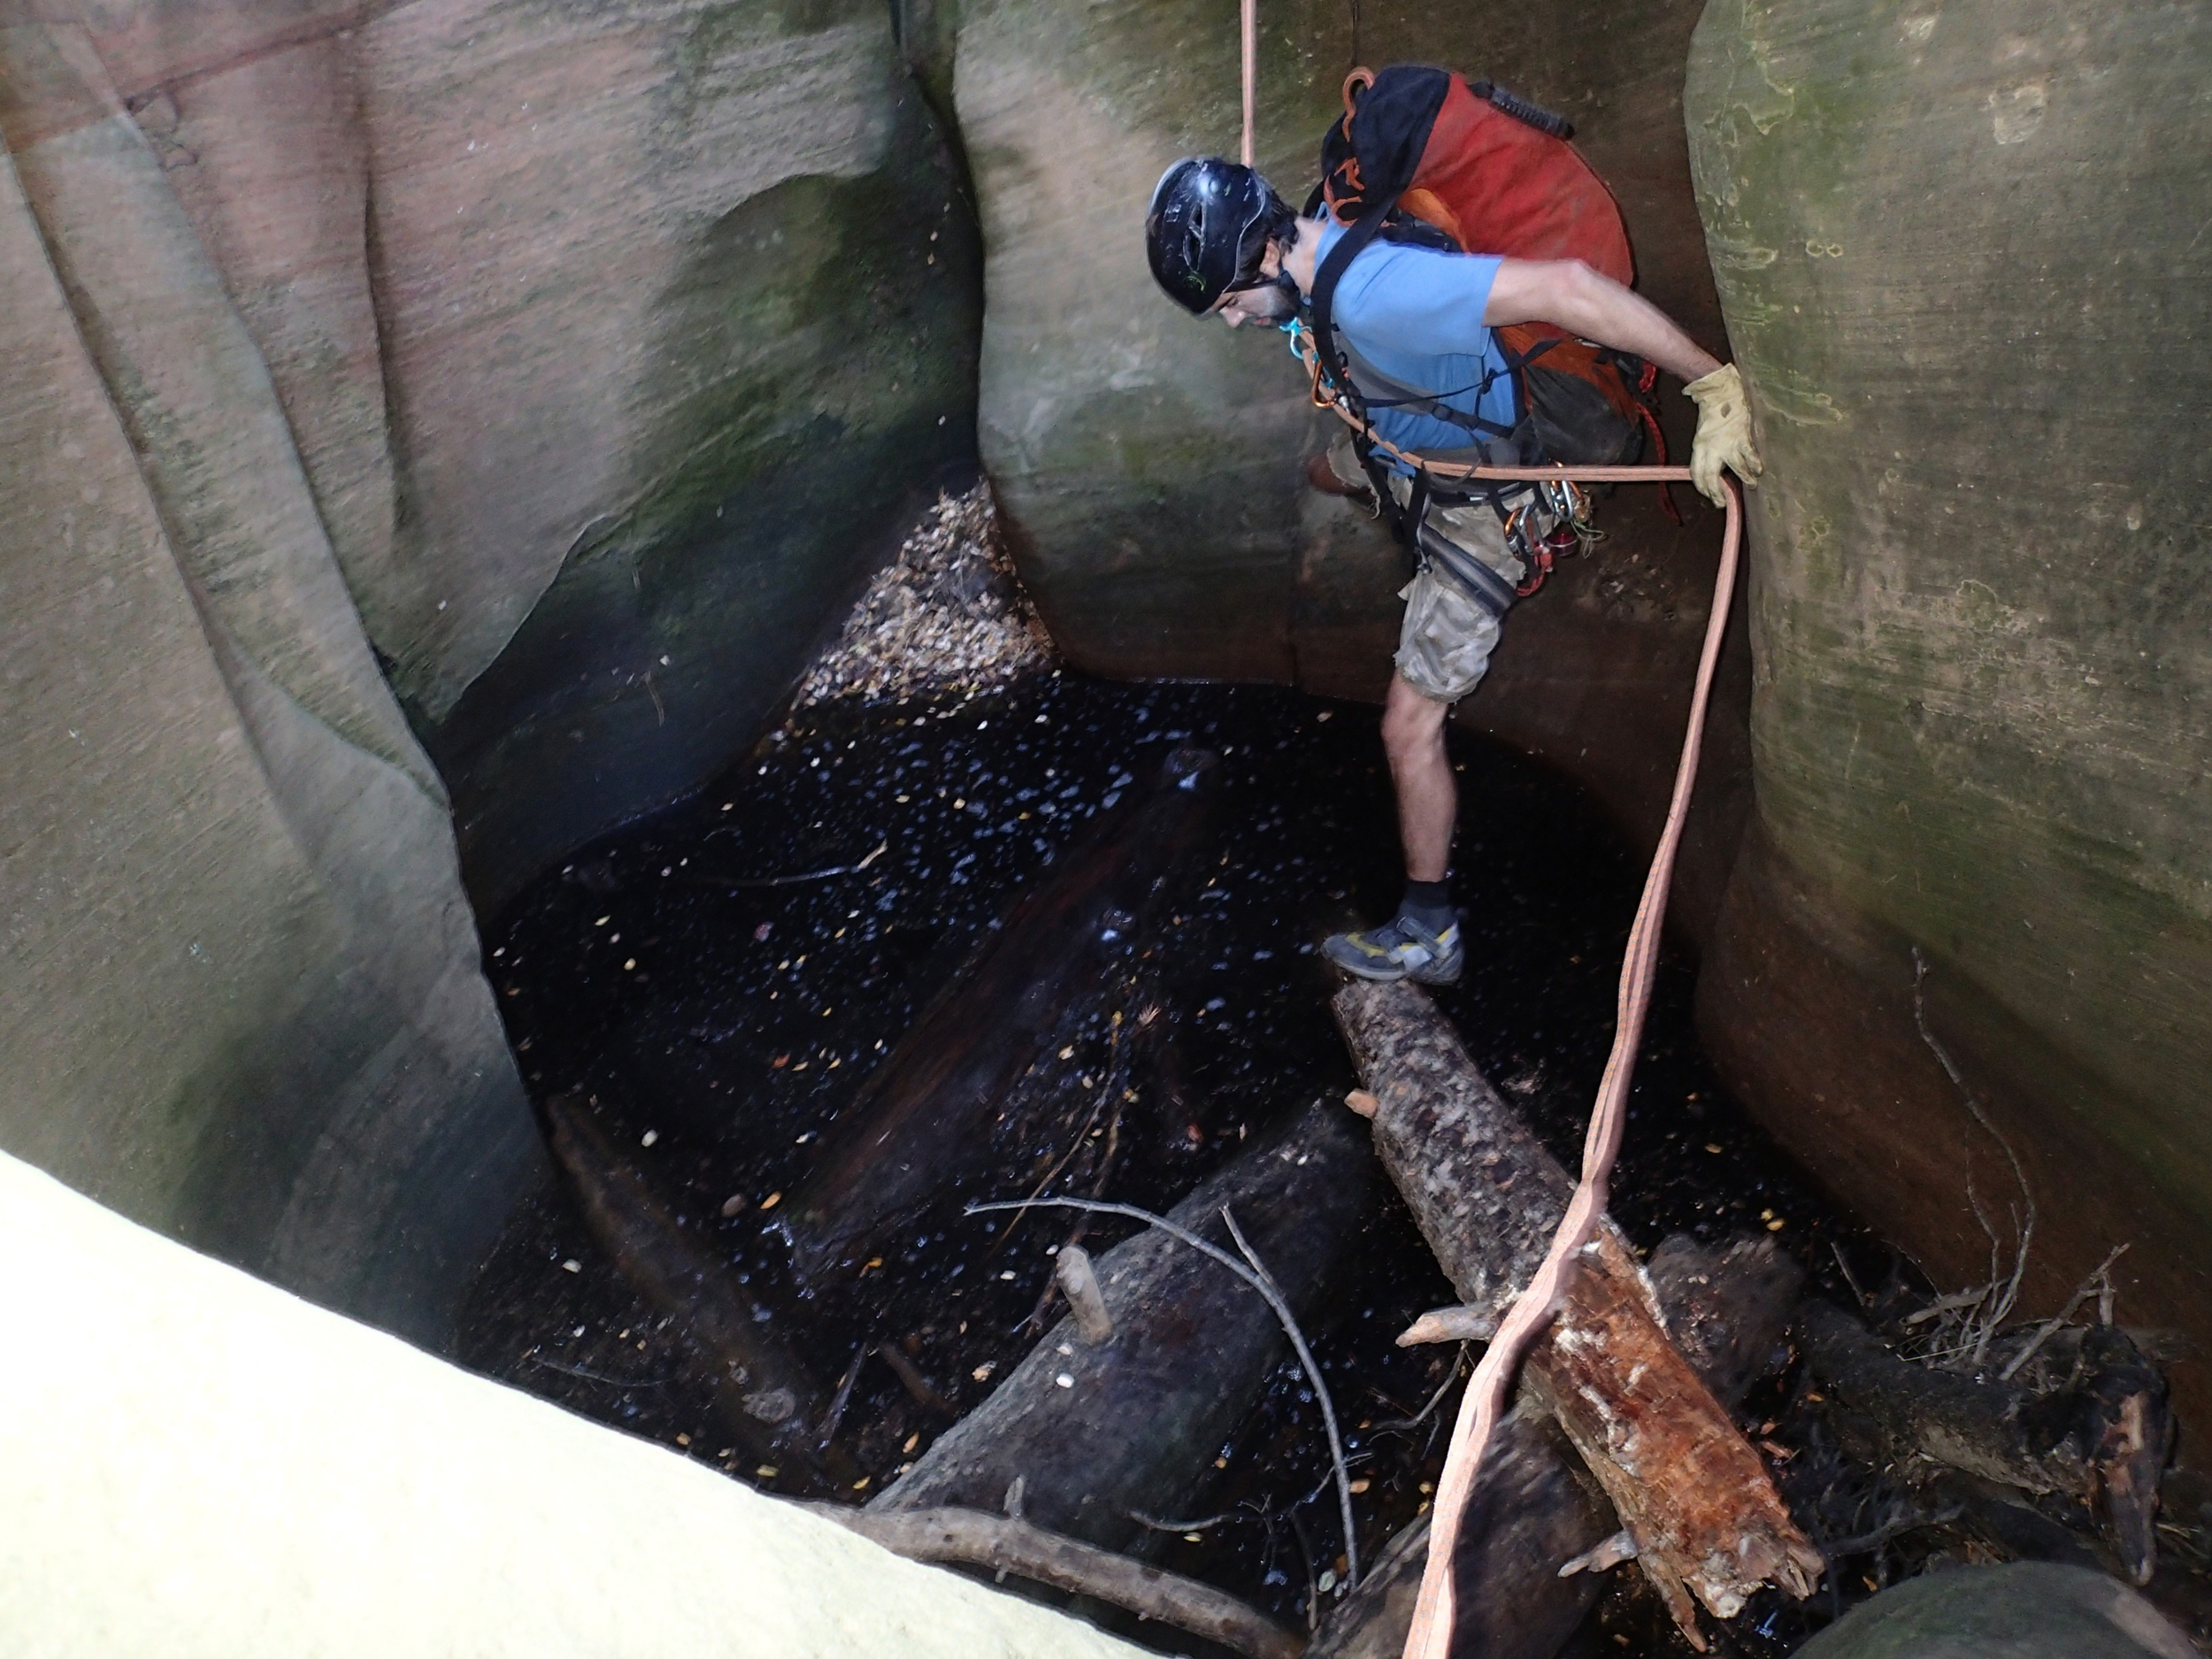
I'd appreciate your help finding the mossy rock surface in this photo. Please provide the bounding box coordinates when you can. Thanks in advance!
[1686,0,2212,1225]
[1793,1564,2191,1659]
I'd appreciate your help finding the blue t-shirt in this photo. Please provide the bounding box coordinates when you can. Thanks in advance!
[1312,222,1517,461]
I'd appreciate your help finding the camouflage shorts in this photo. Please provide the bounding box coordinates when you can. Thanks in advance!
[1391,483,1529,705]
[1322,436,1553,703]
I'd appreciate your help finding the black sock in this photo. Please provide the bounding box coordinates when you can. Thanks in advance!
[1401,878,1455,931]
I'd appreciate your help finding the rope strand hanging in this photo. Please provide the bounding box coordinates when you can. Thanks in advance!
[1239,0,1257,165]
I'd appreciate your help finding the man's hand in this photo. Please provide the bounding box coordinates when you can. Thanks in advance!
[1684,364,1761,508]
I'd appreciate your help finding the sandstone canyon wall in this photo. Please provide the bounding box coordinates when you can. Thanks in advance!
[1686,0,2212,1415]
[0,0,978,1340]
[0,23,534,1344]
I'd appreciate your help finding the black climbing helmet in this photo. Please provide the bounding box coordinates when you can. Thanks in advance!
[1146,157,1296,316]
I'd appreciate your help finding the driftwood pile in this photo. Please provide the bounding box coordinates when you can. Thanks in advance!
[537,881,2178,1659]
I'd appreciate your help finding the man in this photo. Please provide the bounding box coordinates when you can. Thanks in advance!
[1145,157,1760,985]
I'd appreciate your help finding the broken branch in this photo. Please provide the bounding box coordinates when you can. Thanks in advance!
[810,1504,1303,1659]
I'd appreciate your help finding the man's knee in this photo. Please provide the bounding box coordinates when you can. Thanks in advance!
[1381,678,1449,760]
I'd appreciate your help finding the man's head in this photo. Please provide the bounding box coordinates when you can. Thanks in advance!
[1145,157,1300,322]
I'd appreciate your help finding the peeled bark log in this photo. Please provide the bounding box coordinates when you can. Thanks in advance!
[787,746,1218,1279]
[542,1092,844,1485]
[872,1102,1373,1553]
[812,1505,1304,1659]
[1310,1235,1806,1659]
[1332,979,1822,1640]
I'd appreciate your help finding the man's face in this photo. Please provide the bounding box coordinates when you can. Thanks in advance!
[1215,279,1297,328]
[1210,239,1296,328]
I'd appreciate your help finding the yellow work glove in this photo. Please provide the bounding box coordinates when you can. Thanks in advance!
[1685,363,1763,509]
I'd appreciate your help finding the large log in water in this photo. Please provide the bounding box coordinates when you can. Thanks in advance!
[1310,1235,1807,1659]
[871,1102,1373,1552]
[1333,979,1823,1639]
[542,1092,845,1485]
[787,745,1219,1279]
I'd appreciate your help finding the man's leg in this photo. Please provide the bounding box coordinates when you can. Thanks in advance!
[1323,565,1498,986]
[1382,670,1455,883]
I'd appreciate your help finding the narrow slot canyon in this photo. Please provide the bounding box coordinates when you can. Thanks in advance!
[3,0,2208,1655]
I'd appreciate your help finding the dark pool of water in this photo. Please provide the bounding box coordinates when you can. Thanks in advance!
[459,668,1879,1648]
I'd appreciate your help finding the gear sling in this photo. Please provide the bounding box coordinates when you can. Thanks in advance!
[1300,65,1675,606]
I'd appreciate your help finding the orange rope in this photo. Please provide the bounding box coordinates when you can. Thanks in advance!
[1239,0,1257,166]
[1399,463,1742,1659]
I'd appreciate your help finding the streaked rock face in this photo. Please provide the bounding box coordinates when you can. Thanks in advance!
[0,22,534,1344]
[0,0,977,1334]
[65,0,983,902]
[1686,0,2212,1425]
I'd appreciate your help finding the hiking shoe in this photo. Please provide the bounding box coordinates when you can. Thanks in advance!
[1323,911,1463,985]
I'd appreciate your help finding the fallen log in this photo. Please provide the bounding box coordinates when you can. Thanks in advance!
[810,1504,1303,1659]
[1332,979,1822,1640]
[872,1101,1373,1555]
[1801,1301,2170,1581]
[1310,1235,1805,1659]
[541,1092,845,1486]
[787,745,1219,1279]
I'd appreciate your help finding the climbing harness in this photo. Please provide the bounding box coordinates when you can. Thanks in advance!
[1233,32,1750,1658]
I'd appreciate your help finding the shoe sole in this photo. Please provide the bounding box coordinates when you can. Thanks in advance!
[1324,949,1463,987]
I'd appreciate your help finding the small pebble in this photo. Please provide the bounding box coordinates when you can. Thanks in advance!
[1055,1373,1074,1389]
[561,1259,581,1273]
[721,1194,747,1217]
[760,1192,782,1210]
[640,1129,657,1147]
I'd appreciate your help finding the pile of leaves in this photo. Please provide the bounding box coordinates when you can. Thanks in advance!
[792,484,1053,710]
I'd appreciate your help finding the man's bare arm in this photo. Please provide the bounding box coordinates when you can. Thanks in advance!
[1484,258,1720,384]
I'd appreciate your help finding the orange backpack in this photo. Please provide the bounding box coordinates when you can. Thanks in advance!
[1309,65,1666,473]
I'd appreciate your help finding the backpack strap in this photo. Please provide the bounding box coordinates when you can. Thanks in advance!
[1309,196,1398,432]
